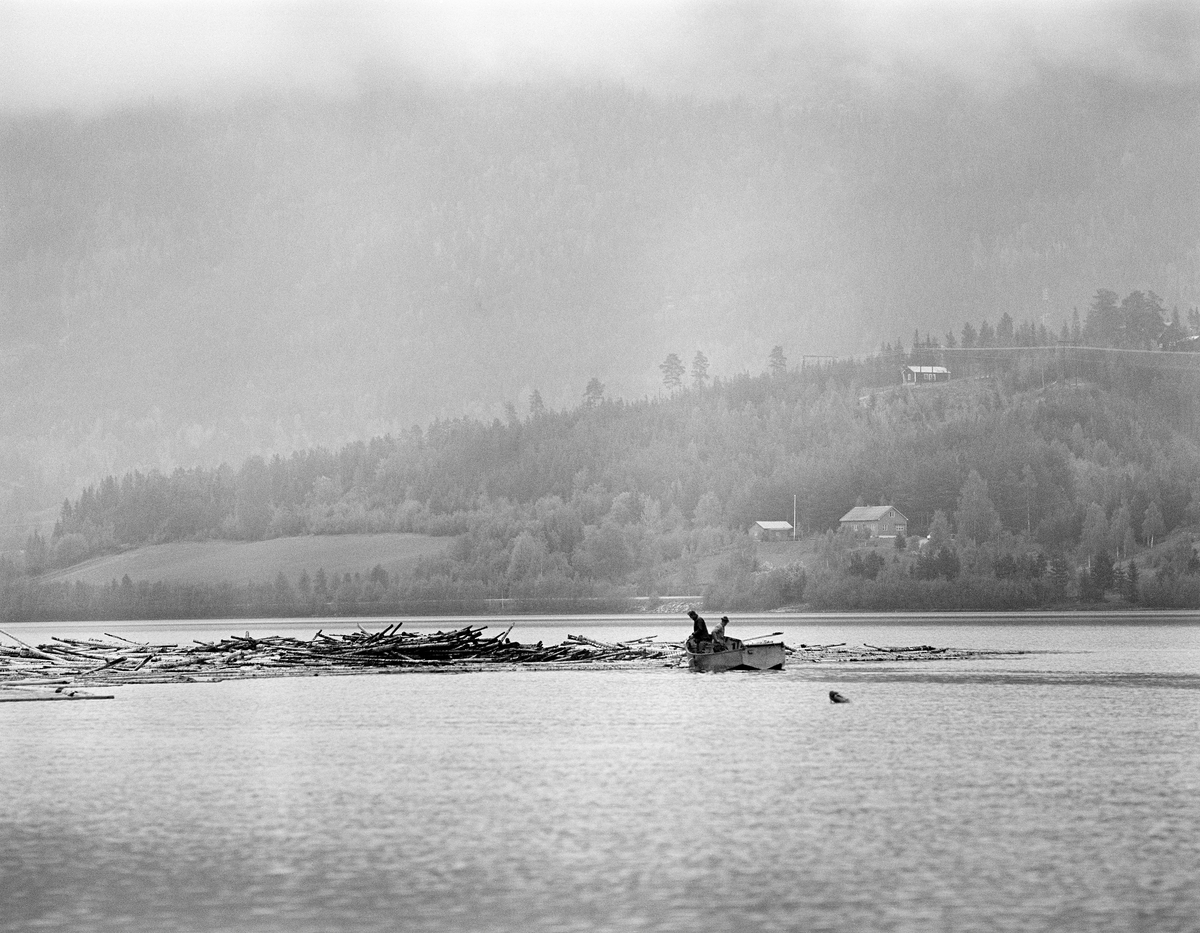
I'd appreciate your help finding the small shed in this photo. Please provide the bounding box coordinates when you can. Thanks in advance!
[902,365,950,384]
[750,521,794,542]
[839,506,908,538]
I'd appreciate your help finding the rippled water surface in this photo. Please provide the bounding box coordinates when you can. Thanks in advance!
[3,618,1198,933]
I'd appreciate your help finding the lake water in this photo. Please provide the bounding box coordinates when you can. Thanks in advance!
[2,615,1198,933]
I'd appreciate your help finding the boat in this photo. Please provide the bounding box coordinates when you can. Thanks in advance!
[686,641,787,672]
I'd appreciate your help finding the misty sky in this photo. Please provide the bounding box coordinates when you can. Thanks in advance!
[3,1,1197,112]
[1,0,1198,522]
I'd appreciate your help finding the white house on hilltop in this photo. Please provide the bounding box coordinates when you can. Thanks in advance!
[902,365,950,384]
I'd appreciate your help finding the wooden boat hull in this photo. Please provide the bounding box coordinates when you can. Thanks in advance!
[687,642,786,672]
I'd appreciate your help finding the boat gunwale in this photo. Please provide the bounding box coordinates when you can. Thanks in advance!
[685,641,787,671]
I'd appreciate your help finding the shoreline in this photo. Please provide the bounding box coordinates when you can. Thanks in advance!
[3,608,1199,633]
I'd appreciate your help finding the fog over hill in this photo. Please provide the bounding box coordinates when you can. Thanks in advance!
[2,1,1198,536]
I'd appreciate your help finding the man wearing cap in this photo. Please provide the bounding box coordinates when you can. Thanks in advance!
[710,615,742,652]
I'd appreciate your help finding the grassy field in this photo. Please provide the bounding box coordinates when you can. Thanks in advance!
[42,533,450,586]
[41,532,817,590]
[755,538,817,569]
[686,537,813,589]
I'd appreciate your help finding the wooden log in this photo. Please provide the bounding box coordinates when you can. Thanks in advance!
[79,656,129,676]
[45,641,120,661]
[0,629,68,664]
[105,633,151,648]
[0,686,115,702]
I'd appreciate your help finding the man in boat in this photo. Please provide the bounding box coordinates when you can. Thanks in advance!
[686,610,713,653]
[710,615,743,652]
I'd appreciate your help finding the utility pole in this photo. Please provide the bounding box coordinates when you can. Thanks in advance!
[793,495,797,541]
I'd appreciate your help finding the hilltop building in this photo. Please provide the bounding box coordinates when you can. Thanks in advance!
[902,365,950,384]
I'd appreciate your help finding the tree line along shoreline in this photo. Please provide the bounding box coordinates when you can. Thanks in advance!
[4,545,1199,623]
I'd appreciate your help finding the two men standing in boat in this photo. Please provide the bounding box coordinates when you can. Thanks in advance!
[686,610,743,654]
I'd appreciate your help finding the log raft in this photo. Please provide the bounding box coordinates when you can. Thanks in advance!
[0,625,686,687]
[0,624,1014,690]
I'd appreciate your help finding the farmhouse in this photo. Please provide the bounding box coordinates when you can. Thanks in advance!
[839,506,908,538]
[749,521,794,541]
[902,365,950,384]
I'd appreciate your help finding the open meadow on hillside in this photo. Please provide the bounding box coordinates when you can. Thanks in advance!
[41,533,447,586]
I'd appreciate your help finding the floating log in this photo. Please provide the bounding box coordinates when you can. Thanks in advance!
[0,685,114,702]
[0,629,67,664]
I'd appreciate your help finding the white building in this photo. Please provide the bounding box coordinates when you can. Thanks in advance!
[749,521,794,541]
[902,365,950,384]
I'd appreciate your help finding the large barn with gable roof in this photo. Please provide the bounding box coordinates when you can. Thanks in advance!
[838,506,908,538]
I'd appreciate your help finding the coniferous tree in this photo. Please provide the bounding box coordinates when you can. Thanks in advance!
[583,378,605,407]
[1111,562,1127,597]
[24,530,48,575]
[529,389,546,418]
[1124,562,1140,602]
[659,353,685,390]
[1085,289,1121,345]
[997,312,1015,345]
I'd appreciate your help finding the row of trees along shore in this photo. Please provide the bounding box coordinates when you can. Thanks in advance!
[9,288,1200,621]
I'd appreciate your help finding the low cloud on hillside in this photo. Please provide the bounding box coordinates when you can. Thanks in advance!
[4,0,1197,112]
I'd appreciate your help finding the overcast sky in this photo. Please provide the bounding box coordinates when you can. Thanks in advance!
[3,1,1197,112]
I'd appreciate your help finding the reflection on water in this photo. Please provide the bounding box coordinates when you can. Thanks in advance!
[815,669,1200,690]
[2,622,1199,933]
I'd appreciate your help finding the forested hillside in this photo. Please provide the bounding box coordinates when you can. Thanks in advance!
[10,293,1200,619]
[3,72,1198,531]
